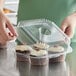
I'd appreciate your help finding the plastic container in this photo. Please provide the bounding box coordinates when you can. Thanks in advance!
[16,19,72,63]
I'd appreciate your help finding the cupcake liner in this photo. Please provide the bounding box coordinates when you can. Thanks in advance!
[49,54,66,63]
[16,52,30,62]
[30,55,48,66]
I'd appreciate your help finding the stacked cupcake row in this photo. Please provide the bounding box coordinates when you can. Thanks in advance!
[16,42,65,66]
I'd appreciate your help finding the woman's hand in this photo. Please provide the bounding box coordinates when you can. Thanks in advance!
[61,13,76,38]
[0,10,17,45]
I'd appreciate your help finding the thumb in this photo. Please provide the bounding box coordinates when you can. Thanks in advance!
[6,19,18,36]
[60,23,67,32]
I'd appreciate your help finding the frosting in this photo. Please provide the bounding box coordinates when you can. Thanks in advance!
[16,45,32,51]
[30,49,48,56]
[48,45,64,53]
[33,42,49,49]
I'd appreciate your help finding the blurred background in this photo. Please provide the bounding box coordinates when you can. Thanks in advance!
[4,0,19,25]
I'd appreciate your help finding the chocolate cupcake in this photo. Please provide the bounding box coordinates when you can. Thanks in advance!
[48,45,65,63]
[30,49,48,66]
[33,42,49,50]
[16,45,32,62]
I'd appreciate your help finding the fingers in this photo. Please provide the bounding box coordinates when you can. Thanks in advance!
[0,24,15,45]
[0,11,17,45]
[0,21,17,45]
[0,35,15,45]
[61,23,74,38]
[60,22,67,32]
[64,26,74,38]
[6,18,18,37]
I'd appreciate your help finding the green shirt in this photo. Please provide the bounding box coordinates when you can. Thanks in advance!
[18,0,76,42]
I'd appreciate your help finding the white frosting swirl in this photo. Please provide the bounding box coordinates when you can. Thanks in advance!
[48,45,64,53]
[30,49,48,56]
[16,45,32,51]
[33,42,49,49]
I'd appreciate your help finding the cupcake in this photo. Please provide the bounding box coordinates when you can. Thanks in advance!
[48,45,64,53]
[33,42,49,50]
[16,45,32,62]
[48,45,65,63]
[30,49,48,66]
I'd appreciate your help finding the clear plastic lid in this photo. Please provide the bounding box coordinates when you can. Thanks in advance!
[16,19,72,58]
